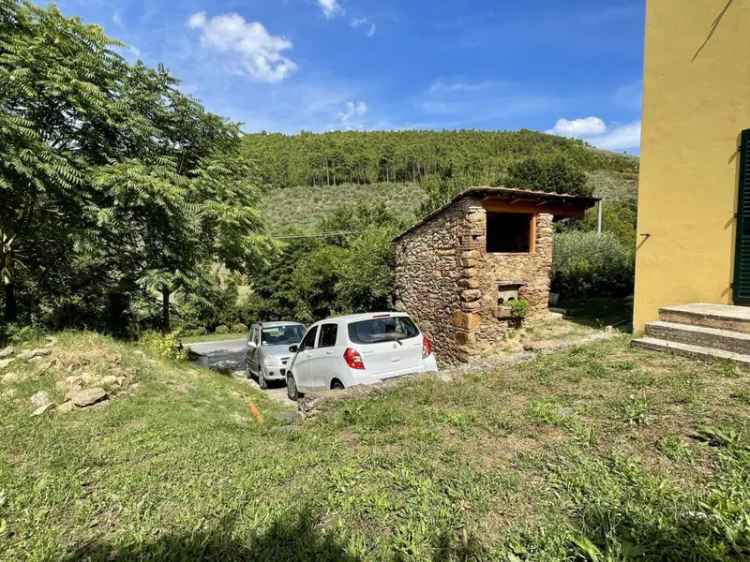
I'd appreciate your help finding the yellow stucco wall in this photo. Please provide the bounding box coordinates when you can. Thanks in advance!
[633,0,750,332]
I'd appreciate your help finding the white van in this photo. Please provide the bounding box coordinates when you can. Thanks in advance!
[285,312,438,400]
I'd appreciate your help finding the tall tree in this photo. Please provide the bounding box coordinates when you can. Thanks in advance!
[0,0,270,330]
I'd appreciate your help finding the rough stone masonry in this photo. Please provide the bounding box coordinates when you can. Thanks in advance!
[393,187,596,364]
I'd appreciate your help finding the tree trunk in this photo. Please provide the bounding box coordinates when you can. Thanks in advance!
[4,281,17,322]
[161,287,171,334]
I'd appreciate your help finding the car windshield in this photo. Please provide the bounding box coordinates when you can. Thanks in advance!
[261,325,305,346]
[348,316,419,345]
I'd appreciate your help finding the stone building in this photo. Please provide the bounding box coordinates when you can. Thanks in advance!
[393,187,597,364]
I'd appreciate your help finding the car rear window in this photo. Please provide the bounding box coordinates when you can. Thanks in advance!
[347,316,420,345]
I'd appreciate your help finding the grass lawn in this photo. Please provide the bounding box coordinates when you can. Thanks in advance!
[2,332,750,560]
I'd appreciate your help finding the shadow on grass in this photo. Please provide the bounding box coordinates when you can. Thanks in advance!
[560,296,632,332]
[58,510,490,562]
[59,510,361,562]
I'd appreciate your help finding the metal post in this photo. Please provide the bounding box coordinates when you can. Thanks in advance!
[597,200,603,234]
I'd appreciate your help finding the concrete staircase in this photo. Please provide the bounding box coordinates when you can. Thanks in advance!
[632,303,750,365]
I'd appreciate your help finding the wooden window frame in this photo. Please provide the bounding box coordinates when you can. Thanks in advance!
[482,201,537,255]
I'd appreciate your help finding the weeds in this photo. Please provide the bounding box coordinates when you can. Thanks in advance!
[2,334,750,560]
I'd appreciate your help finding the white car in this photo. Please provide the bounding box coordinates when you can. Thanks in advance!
[285,312,438,400]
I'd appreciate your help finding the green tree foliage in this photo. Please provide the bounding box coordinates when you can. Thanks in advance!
[0,1,269,332]
[503,156,591,196]
[553,231,634,297]
[248,203,405,324]
[242,130,638,190]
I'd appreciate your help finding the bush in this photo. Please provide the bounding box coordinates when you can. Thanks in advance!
[510,298,529,319]
[215,324,230,335]
[0,323,46,345]
[139,331,187,361]
[231,323,248,334]
[553,231,634,297]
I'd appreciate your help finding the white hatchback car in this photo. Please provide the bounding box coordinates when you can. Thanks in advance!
[285,312,438,400]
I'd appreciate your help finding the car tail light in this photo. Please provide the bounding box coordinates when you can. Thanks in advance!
[344,347,365,370]
[422,336,433,359]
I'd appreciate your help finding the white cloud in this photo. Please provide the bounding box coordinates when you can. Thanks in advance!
[546,116,641,151]
[187,12,297,83]
[428,79,497,94]
[318,0,343,19]
[351,17,376,37]
[546,116,607,137]
[337,100,368,128]
[592,121,641,151]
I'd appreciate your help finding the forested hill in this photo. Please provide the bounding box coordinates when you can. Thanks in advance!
[241,129,638,190]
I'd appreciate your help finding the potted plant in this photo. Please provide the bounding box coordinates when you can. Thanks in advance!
[509,298,529,328]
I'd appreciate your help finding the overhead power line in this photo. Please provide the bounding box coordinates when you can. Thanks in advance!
[272,231,361,240]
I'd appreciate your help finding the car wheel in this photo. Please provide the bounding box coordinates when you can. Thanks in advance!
[286,374,299,401]
[259,367,268,390]
[331,379,344,391]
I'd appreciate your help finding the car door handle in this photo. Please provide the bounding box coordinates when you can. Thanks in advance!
[325,351,334,356]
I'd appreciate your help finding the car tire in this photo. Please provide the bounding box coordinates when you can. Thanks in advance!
[331,379,344,391]
[259,367,268,390]
[286,374,299,401]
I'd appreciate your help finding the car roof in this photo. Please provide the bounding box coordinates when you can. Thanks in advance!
[312,312,410,325]
[258,321,305,328]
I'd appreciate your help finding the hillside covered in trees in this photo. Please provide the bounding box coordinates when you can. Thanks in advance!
[242,129,638,191]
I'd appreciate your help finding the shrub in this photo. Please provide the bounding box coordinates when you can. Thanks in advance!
[553,231,634,297]
[139,331,187,361]
[215,324,230,335]
[231,323,248,334]
[510,298,529,319]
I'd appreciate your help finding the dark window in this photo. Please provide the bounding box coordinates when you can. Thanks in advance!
[348,316,420,345]
[318,324,338,348]
[261,325,305,346]
[486,213,533,253]
[300,326,318,351]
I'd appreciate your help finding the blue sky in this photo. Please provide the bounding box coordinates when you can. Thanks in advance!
[46,0,645,153]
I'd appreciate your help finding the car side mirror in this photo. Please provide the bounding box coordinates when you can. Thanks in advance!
[289,345,299,353]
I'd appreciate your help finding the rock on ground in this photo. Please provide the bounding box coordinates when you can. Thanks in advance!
[0,346,15,359]
[30,391,52,409]
[69,387,108,407]
[31,403,55,417]
[57,401,75,413]
[17,348,51,361]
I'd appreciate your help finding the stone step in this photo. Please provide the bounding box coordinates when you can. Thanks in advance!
[645,320,750,355]
[631,337,750,366]
[659,303,750,334]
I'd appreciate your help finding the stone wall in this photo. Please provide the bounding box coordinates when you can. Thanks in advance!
[394,194,554,364]
[394,198,475,363]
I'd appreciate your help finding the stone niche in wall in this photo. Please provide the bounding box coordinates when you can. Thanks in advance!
[495,281,526,319]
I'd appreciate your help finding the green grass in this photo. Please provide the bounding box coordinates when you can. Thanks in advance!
[2,332,749,560]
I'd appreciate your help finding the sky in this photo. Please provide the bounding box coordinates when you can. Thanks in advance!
[45,0,646,153]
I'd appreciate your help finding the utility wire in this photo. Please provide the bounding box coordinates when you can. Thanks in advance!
[272,231,361,240]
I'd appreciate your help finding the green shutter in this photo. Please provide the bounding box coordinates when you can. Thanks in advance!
[734,129,750,305]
